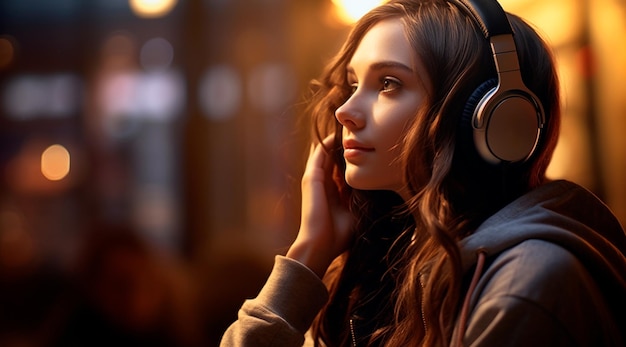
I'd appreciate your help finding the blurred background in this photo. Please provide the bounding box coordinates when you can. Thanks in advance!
[0,0,624,346]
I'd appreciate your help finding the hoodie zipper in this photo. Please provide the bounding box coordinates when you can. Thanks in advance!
[349,275,427,347]
[419,273,428,334]
[349,318,357,347]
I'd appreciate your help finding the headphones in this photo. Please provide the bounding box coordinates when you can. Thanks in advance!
[454,0,546,165]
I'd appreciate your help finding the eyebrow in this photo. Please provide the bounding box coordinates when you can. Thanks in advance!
[346,61,415,74]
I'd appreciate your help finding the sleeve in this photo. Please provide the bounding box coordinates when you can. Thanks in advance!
[220,255,329,347]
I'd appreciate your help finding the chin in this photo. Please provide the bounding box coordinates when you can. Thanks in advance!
[345,175,386,191]
[344,176,367,190]
[345,172,403,193]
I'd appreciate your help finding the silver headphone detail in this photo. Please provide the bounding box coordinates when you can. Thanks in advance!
[455,0,545,164]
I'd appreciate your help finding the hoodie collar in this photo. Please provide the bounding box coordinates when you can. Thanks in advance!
[458,180,626,280]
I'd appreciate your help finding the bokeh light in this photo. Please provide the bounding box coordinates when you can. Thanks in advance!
[101,32,137,66]
[0,35,16,70]
[129,0,178,18]
[248,63,296,114]
[41,144,71,181]
[140,37,174,71]
[2,74,81,120]
[331,0,385,24]
[199,65,242,121]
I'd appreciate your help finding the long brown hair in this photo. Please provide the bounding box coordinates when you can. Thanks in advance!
[306,1,560,345]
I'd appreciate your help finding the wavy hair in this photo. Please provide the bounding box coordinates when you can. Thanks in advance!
[306,0,560,345]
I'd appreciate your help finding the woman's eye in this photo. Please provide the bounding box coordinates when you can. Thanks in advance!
[349,83,358,94]
[381,77,401,93]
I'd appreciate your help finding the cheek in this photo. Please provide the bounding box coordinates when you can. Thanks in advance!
[375,104,418,150]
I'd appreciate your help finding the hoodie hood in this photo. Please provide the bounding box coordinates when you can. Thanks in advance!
[458,179,626,334]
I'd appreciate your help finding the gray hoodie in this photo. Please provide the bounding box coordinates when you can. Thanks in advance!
[221,180,626,346]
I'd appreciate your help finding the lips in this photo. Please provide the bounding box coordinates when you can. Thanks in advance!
[343,139,374,161]
[343,139,374,151]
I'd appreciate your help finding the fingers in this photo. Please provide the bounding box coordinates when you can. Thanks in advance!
[320,134,336,170]
[305,134,336,176]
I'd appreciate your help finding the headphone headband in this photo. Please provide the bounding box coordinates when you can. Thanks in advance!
[453,0,513,38]
[453,0,546,164]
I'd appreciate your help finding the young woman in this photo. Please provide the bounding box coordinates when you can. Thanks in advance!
[221,0,626,346]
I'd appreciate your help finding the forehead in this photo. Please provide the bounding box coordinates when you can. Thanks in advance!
[350,19,414,69]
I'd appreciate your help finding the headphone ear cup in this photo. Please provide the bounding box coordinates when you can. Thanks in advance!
[458,78,498,160]
[460,78,498,130]
[460,77,543,165]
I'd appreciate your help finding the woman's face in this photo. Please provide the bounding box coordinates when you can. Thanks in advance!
[336,18,427,198]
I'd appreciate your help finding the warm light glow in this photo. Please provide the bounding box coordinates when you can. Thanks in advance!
[129,0,177,18]
[499,0,577,47]
[0,36,16,69]
[41,144,70,181]
[248,63,296,114]
[331,0,385,25]
[498,0,532,8]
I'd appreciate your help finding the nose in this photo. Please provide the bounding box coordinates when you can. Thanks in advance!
[335,95,365,130]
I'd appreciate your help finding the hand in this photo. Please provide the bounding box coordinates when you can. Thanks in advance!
[287,135,355,278]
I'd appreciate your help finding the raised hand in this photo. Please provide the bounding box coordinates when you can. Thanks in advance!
[286,136,355,278]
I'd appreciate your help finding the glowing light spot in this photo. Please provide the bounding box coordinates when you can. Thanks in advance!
[140,37,174,71]
[129,0,177,18]
[0,36,16,70]
[3,74,81,120]
[41,145,70,181]
[199,65,242,121]
[101,32,137,65]
[248,63,295,114]
[331,0,384,25]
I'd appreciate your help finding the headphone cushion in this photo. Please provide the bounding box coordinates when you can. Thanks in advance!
[460,78,498,131]
[458,78,498,155]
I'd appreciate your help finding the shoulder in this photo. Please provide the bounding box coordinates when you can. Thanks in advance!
[478,239,591,302]
[463,240,620,346]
